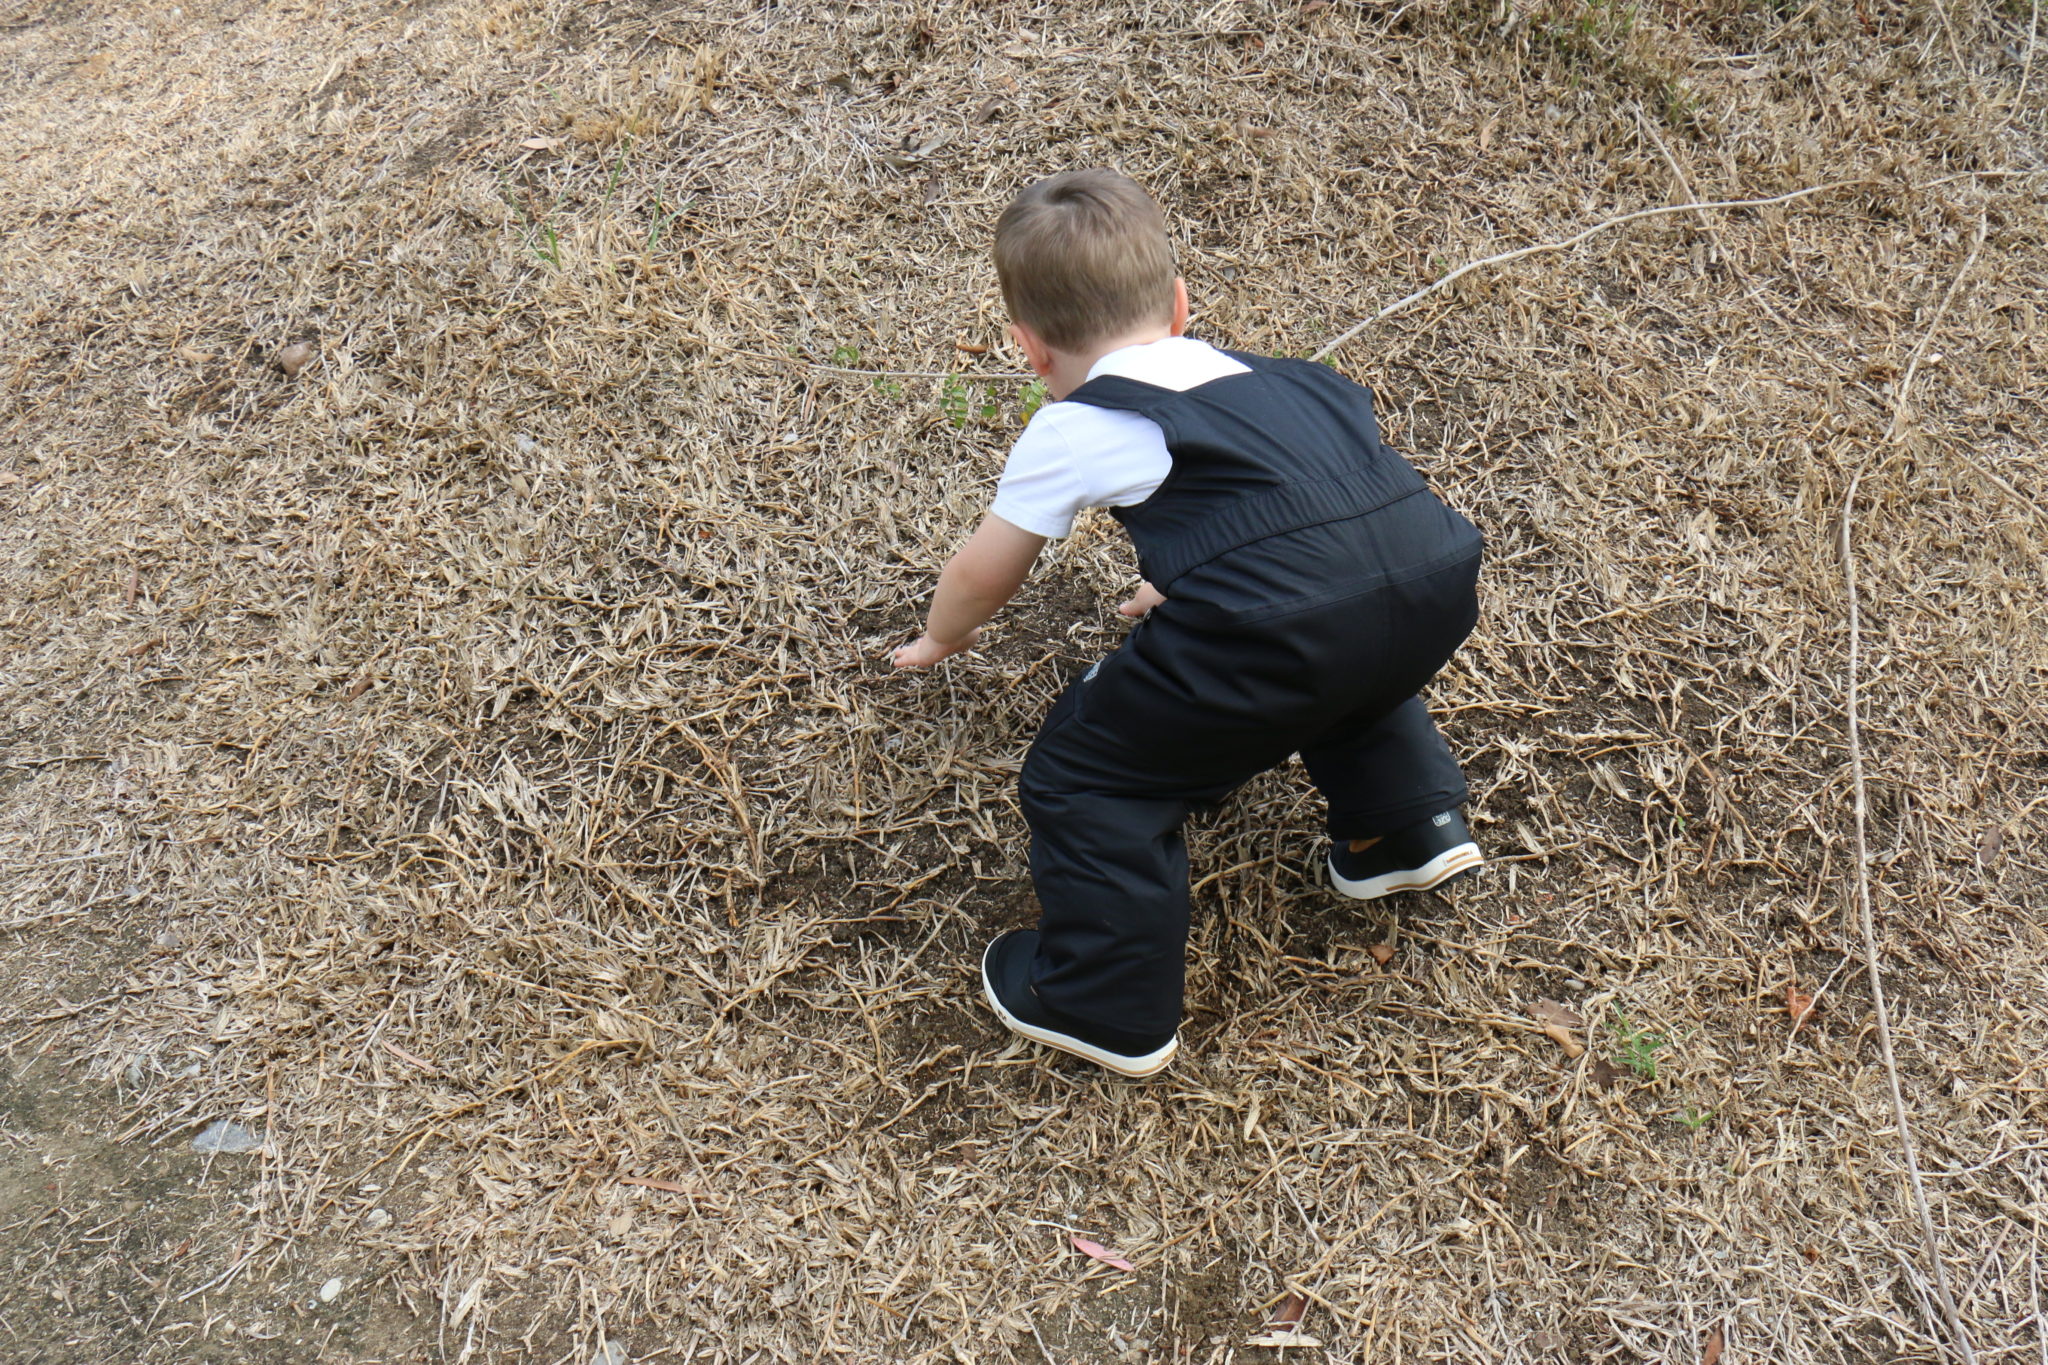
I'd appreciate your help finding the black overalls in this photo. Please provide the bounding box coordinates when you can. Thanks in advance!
[1018,352,1484,1048]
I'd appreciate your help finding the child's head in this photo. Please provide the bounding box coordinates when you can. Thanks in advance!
[995,169,1180,356]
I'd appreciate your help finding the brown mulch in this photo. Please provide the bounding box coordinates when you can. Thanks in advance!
[0,0,2044,1361]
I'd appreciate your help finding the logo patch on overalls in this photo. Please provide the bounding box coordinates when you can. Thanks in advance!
[1432,811,1453,827]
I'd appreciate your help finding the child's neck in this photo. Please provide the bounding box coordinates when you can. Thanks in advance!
[1045,325,1176,401]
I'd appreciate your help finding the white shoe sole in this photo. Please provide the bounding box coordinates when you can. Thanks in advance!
[981,967,1178,1078]
[1328,843,1483,900]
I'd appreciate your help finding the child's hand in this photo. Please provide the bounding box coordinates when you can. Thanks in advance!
[892,630,980,669]
[1118,581,1166,617]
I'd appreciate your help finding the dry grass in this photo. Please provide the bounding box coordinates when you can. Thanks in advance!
[1,0,2045,1361]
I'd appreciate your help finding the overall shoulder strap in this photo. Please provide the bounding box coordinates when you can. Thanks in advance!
[1063,349,1283,411]
[1059,373,1180,418]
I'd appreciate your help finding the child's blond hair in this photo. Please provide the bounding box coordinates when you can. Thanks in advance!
[993,169,1176,352]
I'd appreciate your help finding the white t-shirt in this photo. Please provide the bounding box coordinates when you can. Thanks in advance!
[990,337,1252,539]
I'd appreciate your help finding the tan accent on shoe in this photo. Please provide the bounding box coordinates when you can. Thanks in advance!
[1347,836,1382,854]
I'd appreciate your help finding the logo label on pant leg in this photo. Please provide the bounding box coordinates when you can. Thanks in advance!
[1433,811,1453,826]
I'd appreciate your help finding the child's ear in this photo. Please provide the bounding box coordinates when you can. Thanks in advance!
[1011,322,1055,378]
[1169,278,1190,337]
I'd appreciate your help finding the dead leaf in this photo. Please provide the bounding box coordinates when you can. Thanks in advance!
[956,341,989,355]
[1301,0,1332,14]
[1245,1330,1322,1348]
[276,341,315,377]
[1532,999,1585,1056]
[1590,1057,1621,1090]
[347,675,374,700]
[520,136,562,151]
[1786,984,1816,1026]
[1071,1236,1135,1272]
[1266,1292,1307,1330]
[1979,825,2004,863]
[1368,943,1395,966]
[619,1176,694,1194]
[126,637,160,658]
[1528,1331,1564,1352]
[0,472,18,488]
[1702,1325,1725,1365]
[177,346,214,364]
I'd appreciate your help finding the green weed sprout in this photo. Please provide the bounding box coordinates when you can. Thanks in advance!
[940,374,971,428]
[532,222,561,269]
[1609,1008,1668,1081]
[1019,378,1049,421]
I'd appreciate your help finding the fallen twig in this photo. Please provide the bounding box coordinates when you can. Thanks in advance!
[1838,210,1991,1365]
[1311,180,1867,361]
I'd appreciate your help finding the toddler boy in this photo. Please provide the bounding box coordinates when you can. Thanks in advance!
[893,169,1484,1077]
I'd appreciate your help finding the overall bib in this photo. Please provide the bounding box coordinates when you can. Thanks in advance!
[1018,352,1484,1047]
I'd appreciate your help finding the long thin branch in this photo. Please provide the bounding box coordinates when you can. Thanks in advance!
[755,173,2032,384]
[736,349,1029,382]
[1887,213,1990,443]
[1839,212,1991,1365]
[1310,179,1866,361]
[1839,483,1978,1365]
[1890,209,2044,523]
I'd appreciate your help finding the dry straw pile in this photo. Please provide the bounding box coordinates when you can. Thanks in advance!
[1,0,2044,1361]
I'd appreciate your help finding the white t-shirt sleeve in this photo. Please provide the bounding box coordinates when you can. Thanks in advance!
[991,409,1088,539]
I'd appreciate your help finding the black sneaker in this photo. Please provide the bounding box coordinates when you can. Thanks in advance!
[980,930,1178,1078]
[1328,809,1483,900]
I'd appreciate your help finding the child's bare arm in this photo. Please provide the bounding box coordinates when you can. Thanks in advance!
[892,515,1048,668]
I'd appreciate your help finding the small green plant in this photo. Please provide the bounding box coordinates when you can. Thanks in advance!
[872,376,904,400]
[1019,378,1049,421]
[601,136,633,208]
[531,222,562,269]
[830,344,863,367]
[500,171,574,271]
[939,374,997,427]
[644,194,693,253]
[1677,1106,1714,1132]
[1609,1008,1668,1081]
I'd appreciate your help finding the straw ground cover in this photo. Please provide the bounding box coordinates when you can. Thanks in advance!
[1,0,2044,1360]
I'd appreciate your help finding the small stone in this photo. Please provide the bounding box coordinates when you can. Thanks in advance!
[364,1208,393,1230]
[276,341,315,377]
[319,1277,343,1303]
[190,1120,263,1154]
[590,1340,632,1365]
